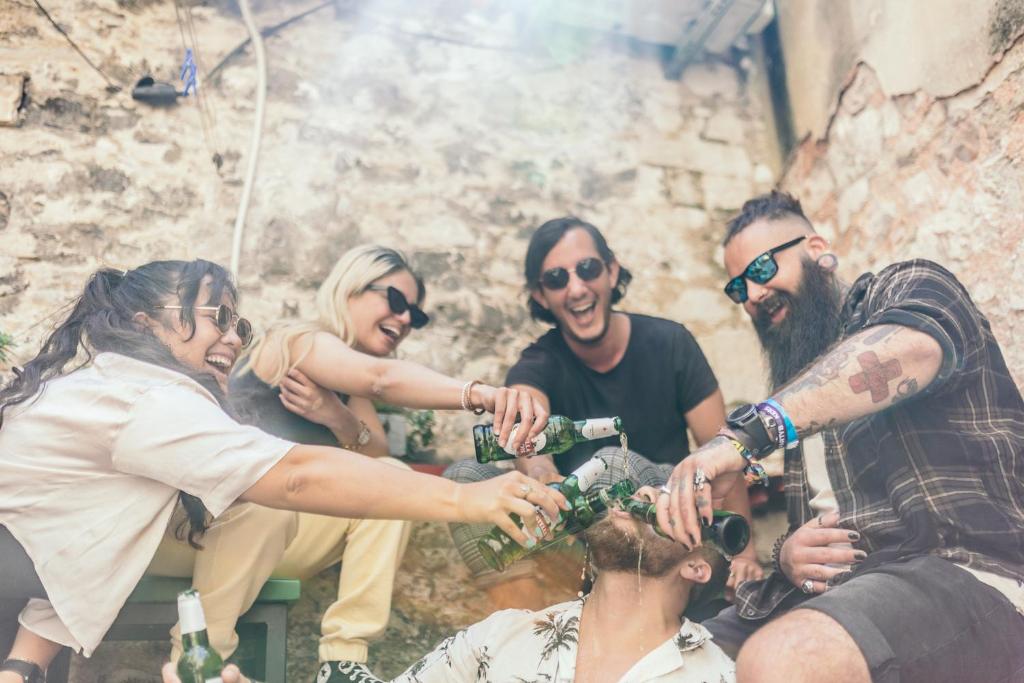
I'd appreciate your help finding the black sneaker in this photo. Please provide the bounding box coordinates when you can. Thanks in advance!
[315,661,385,683]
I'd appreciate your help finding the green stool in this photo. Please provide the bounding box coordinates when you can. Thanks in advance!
[105,576,300,683]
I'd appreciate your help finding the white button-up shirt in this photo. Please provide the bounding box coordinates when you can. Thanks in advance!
[391,598,736,683]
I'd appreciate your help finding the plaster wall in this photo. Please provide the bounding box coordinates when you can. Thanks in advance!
[777,0,1024,140]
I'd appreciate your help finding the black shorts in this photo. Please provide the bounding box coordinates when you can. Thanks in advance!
[706,555,1024,682]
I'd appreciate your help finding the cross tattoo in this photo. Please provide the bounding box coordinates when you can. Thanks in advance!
[848,351,902,403]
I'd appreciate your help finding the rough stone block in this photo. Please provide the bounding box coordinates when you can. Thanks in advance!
[666,169,703,206]
[0,73,26,127]
[702,109,747,145]
[701,174,754,211]
[680,62,742,100]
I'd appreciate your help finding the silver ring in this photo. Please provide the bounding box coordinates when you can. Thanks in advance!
[658,484,671,496]
[518,484,532,497]
[693,469,708,491]
[801,579,814,594]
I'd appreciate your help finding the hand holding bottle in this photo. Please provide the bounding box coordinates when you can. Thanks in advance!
[471,385,550,452]
[656,435,748,549]
[162,662,249,683]
[456,471,569,548]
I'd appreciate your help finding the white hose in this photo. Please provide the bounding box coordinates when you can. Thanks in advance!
[229,0,267,278]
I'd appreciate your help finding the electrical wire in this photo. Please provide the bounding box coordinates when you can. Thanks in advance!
[172,0,220,162]
[31,0,122,92]
[229,0,268,279]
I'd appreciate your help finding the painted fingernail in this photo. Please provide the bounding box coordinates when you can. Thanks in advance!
[848,532,860,541]
[854,551,867,561]
[525,537,536,549]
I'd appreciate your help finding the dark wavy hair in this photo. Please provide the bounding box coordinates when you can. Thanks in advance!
[0,259,239,548]
[524,217,633,324]
[723,190,811,246]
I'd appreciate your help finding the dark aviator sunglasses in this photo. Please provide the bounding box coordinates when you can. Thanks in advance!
[723,235,807,304]
[538,257,605,290]
[366,285,430,329]
[157,304,254,347]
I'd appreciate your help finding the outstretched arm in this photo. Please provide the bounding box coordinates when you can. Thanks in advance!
[291,332,549,448]
[241,444,570,547]
[660,323,943,548]
[774,323,942,435]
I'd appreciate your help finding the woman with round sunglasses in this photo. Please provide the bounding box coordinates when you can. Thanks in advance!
[0,259,564,683]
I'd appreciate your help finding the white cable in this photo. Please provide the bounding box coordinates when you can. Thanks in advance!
[229,0,267,278]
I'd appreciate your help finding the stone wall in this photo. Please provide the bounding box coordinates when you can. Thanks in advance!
[779,39,1024,387]
[1,1,777,680]
[0,0,777,455]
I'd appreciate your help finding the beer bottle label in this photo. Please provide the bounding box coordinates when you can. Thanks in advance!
[501,425,547,456]
[579,418,618,440]
[573,457,609,492]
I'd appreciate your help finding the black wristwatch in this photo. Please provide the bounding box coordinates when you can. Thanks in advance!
[725,403,776,457]
[0,659,44,683]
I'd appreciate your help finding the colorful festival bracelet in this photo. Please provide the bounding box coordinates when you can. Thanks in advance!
[721,433,770,486]
[762,398,799,449]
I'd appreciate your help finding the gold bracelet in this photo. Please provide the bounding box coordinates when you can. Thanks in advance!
[463,379,485,415]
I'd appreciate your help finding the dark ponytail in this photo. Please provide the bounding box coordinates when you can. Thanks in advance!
[0,260,240,548]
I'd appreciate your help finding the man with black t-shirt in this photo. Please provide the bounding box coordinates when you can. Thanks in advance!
[445,217,760,609]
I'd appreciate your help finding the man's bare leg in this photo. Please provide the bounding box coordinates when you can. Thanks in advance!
[736,609,870,683]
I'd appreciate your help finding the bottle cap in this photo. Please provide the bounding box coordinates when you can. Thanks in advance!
[177,589,207,635]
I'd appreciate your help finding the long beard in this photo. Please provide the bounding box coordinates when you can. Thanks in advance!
[754,258,844,390]
[584,516,688,577]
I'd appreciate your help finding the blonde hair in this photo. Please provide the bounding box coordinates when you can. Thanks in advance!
[239,245,425,386]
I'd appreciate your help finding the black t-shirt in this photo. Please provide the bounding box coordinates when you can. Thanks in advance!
[229,370,348,446]
[505,313,719,473]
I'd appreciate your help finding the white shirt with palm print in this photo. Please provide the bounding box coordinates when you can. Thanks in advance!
[385,598,735,683]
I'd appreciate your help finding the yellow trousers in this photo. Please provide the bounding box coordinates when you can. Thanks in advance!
[149,457,413,664]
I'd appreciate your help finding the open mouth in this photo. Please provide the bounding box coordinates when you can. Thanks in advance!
[568,301,596,320]
[379,324,401,342]
[760,296,787,324]
[205,353,234,379]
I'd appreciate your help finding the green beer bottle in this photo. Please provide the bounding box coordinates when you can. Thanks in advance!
[473,415,623,464]
[177,589,224,683]
[613,497,751,557]
[476,456,613,571]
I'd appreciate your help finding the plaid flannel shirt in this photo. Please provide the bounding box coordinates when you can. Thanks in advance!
[734,259,1024,620]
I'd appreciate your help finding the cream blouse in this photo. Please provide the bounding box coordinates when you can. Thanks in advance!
[0,353,295,655]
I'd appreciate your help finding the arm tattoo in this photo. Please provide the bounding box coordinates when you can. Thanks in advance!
[862,324,902,346]
[892,377,919,404]
[776,348,853,400]
[848,351,903,403]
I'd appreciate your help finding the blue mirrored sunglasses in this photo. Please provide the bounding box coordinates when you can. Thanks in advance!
[723,236,807,304]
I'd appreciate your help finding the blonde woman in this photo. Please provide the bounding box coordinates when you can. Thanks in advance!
[153,246,549,683]
[0,260,563,683]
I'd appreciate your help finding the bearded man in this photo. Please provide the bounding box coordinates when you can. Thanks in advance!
[164,486,738,683]
[657,191,1024,683]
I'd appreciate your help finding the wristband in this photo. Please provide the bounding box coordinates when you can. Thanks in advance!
[0,659,44,683]
[718,431,770,486]
[762,398,799,449]
[755,401,787,449]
